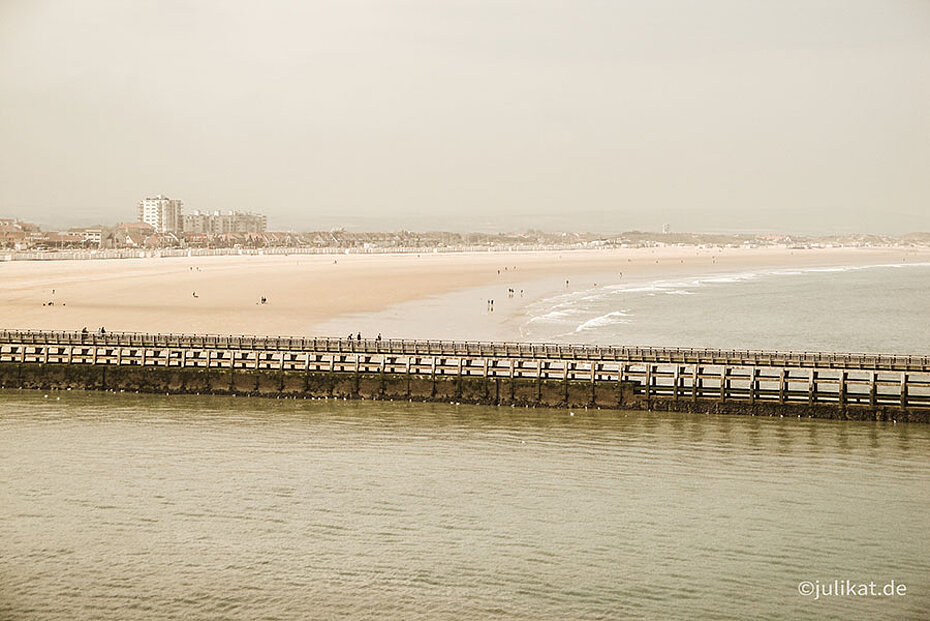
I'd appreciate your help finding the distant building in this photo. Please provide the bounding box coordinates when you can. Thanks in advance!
[662,223,671,234]
[111,222,156,248]
[138,195,182,233]
[68,227,103,246]
[117,221,156,235]
[182,210,267,234]
[0,218,41,233]
[0,218,42,249]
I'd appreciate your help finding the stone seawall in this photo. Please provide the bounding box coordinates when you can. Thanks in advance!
[0,362,638,410]
[1,362,925,423]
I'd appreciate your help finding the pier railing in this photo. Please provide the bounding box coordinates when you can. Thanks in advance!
[1,328,928,415]
[1,329,927,372]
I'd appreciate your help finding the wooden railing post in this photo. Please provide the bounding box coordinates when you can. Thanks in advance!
[779,369,786,404]
[839,371,847,409]
[645,364,653,402]
[900,373,908,409]
[692,365,699,402]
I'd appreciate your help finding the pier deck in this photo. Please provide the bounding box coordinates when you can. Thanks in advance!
[1,330,928,420]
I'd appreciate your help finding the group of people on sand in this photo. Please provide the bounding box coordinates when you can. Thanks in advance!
[42,288,63,307]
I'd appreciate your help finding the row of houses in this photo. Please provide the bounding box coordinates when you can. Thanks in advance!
[0,218,292,251]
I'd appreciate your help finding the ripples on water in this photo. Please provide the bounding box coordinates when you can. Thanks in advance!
[521,263,930,353]
[1,390,929,620]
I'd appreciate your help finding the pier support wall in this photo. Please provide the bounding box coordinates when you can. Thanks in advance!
[1,362,926,423]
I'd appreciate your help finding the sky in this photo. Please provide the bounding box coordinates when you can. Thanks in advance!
[0,0,928,234]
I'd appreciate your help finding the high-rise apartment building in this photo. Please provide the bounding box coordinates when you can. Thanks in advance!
[182,210,267,234]
[137,195,182,233]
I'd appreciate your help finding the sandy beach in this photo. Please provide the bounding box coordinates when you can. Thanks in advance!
[1,245,927,338]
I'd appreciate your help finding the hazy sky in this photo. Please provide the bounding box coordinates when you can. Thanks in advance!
[1,0,928,233]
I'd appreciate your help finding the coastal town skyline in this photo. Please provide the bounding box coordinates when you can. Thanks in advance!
[2,192,930,243]
[3,206,930,255]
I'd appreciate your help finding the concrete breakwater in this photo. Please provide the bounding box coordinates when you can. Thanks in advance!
[1,330,929,422]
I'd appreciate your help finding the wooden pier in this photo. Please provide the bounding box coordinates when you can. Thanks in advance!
[1,330,928,421]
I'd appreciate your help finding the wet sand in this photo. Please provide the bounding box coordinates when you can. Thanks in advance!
[0,246,926,337]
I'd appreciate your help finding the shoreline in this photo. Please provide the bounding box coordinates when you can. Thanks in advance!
[0,245,927,337]
[316,249,930,343]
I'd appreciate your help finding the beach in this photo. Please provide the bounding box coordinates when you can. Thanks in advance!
[1,245,927,338]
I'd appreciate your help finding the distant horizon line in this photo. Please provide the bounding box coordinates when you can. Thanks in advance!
[2,215,928,240]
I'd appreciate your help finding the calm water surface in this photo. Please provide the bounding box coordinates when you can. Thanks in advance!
[2,390,928,620]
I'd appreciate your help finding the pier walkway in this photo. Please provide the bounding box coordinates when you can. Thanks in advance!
[1,329,928,416]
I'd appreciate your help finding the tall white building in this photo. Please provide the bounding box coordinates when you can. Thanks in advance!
[137,195,182,233]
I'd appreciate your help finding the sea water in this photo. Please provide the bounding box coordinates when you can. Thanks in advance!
[520,262,930,353]
[318,261,930,353]
[1,392,928,620]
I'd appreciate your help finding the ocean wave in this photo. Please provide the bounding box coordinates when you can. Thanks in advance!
[701,272,759,284]
[524,260,930,338]
[575,311,632,332]
[526,308,585,323]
